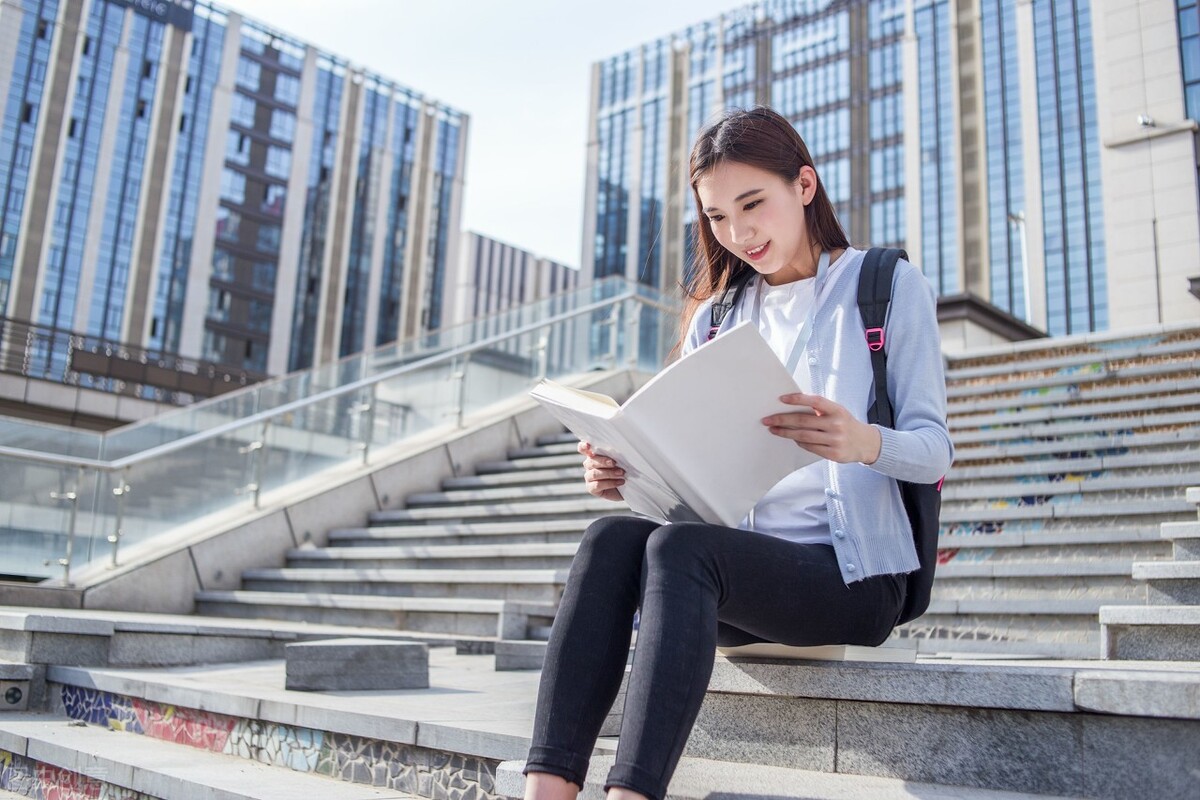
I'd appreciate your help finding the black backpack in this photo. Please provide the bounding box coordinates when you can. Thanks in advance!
[708,248,943,624]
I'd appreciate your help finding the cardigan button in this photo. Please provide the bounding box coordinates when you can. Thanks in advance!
[846,563,857,572]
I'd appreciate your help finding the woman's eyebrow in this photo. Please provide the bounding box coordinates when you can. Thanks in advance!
[703,188,763,213]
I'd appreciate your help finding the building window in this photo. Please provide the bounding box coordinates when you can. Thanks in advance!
[230,93,256,128]
[269,109,296,141]
[274,73,301,106]
[236,56,261,91]
[264,145,291,179]
[219,168,246,204]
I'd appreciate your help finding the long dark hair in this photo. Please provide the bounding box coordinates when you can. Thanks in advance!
[676,106,849,353]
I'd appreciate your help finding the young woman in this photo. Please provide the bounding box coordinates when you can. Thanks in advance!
[523,105,953,800]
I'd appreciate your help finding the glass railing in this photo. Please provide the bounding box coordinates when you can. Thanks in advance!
[0,284,680,584]
[0,277,644,462]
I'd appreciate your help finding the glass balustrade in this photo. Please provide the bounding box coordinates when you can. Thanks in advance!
[0,286,678,584]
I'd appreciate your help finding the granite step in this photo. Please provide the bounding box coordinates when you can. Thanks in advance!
[441,467,579,489]
[944,332,1200,381]
[949,392,1200,433]
[0,713,411,799]
[942,471,1200,502]
[950,407,1200,443]
[367,497,620,524]
[239,568,568,603]
[947,373,1200,416]
[948,447,1200,480]
[405,483,590,507]
[678,655,1200,799]
[473,453,582,474]
[506,442,579,459]
[534,432,580,446]
[330,519,591,547]
[496,755,1082,799]
[1099,605,1200,660]
[932,560,1143,604]
[951,427,1200,462]
[938,527,1171,564]
[286,543,579,570]
[1164,520,1200,560]
[944,356,1200,399]
[1133,561,1200,604]
[939,497,1195,524]
[193,591,554,638]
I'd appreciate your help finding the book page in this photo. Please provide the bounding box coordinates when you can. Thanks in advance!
[622,322,819,527]
[530,392,704,524]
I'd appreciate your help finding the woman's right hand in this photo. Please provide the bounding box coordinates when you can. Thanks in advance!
[578,441,625,501]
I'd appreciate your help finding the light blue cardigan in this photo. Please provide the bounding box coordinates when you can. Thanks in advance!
[684,248,954,584]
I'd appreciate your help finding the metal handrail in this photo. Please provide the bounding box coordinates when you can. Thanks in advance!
[0,289,659,474]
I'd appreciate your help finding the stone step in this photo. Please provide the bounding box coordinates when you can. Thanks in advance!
[441,467,579,490]
[474,453,582,473]
[951,406,1200,443]
[945,332,1200,381]
[330,519,590,547]
[680,656,1200,799]
[944,356,1200,400]
[1187,486,1200,505]
[940,498,1195,524]
[534,432,579,447]
[1099,605,1200,660]
[892,632,1096,660]
[193,591,554,638]
[1163,520,1200,560]
[240,568,567,603]
[287,543,579,570]
[1132,560,1200,604]
[942,471,1200,502]
[0,713,410,799]
[949,387,1200,431]
[406,483,589,507]
[495,755,1079,799]
[368,497,621,524]
[948,447,1200,480]
[951,427,1200,463]
[939,525,1164,550]
[506,442,579,459]
[947,373,1200,416]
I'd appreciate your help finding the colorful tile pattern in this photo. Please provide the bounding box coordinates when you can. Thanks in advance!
[51,685,501,800]
[0,749,155,800]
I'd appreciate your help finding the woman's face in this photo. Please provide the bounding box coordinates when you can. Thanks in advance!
[694,160,818,285]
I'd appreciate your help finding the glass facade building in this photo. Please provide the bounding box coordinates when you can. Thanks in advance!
[0,0,467,376]
[585,0,1163,337]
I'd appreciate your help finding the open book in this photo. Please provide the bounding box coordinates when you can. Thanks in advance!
[530,322,819,527]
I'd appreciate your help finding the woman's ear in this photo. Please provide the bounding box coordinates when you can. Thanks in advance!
[794,165,819,206]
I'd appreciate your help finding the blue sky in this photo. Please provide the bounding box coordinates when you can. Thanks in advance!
[220,0,747,269]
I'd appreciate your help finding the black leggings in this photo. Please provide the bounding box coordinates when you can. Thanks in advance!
[524,515,907,800]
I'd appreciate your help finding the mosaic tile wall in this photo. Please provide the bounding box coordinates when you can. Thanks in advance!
[51,684,500,800]
[0,749,157,800]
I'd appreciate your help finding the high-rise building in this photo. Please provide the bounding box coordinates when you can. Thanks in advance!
[443,231,580,330]
[584,0,1200,337]
[0,0,467,377]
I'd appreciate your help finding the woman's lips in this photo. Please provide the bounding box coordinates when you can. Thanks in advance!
[745,242,770,261]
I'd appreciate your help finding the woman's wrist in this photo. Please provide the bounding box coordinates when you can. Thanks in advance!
[859,423,882,465]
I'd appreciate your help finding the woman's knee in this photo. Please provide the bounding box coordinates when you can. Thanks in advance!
[576,516,658,566]
[643,522,712,570]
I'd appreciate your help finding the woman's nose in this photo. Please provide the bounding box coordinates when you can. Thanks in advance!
[730,220,754,244]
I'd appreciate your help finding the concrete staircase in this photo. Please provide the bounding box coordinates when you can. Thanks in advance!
[1100,485,1200,660]
[190,324,1200,663]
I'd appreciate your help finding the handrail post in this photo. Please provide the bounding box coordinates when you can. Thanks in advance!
[237,420,270,509]
[604,306,619,369]
[536,327,550,381]
[358,384,377,465]
[626,297,641,367]
[108,467,131,567]
[452,355,469,429]
[49,466,83,586]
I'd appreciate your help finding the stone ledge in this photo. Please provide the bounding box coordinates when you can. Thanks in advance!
[707,656,1200,719]
[496,756,1078,800]
[1186,486,1200,506]
[1099,605,1200,625]
[1161,520,1200,539]
[1132,561,1200,580]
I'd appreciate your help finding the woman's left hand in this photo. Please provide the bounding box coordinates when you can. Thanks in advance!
[762,392,882,465]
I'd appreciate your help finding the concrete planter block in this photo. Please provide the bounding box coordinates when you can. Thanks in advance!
[284,637,428,691]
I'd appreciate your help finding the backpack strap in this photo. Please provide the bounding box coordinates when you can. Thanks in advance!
[707,268,756,341]
[857,248,908,429]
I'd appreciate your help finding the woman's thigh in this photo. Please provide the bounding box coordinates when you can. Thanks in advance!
[653,522,905,648]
